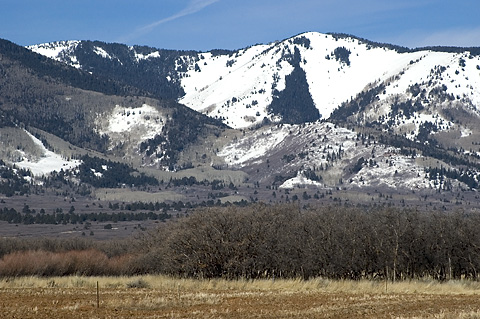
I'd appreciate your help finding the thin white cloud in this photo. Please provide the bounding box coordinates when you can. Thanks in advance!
[393,27,480,48]
[119,0,220,43]
[140,0,220,33]
[417,28,480,48]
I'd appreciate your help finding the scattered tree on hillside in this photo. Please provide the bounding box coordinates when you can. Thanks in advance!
[333,47,351,66]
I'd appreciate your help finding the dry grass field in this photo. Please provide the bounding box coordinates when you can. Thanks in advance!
[1,276,480,318]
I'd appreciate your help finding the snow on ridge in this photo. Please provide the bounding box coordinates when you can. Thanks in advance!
[133,50,161,61]
[177,31,480,129]
[14,130,81,176]
[28,40,80,61]
[27,40,82,68]
[94,46,113,60]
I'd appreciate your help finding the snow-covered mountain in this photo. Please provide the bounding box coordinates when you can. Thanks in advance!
[29,32,480,131]
[16,32,480,201]
[178,32,421,128]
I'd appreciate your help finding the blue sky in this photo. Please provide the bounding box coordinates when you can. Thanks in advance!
[2,0,480,51]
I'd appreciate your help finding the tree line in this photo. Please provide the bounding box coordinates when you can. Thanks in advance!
[138,204,480,280]
[78,155,159,188]
[0,206,171,225]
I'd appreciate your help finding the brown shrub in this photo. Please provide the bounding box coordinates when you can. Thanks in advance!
[0,249,139,277]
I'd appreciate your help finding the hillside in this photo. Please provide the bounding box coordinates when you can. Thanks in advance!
[0,38,226,193]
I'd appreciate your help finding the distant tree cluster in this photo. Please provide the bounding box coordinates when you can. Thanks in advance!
[328,32,480,56]
[328,33,411,53]
[291,36,311,49]
[333,47,351,66]
[330,84,385,122]
[78,155,158,188]
[0,206,171,225]
[416,121,438,143]
[416,46,480,56]
[390,98,424,120]
[0,197,254,227]
[110,200,185,212]
[161,177,235,191]
[425,167,479,190]
[268,48,320,124]
[140,109,225,170]
[302,168,321,182]
[0,162,31,197]
[209,49,235,57]
[0,109,15,128]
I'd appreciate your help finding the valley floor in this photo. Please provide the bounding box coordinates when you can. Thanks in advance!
[2,185,480,240]
[1,276,480,318]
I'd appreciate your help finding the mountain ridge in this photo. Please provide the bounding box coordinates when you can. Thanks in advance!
[28,31,480,130]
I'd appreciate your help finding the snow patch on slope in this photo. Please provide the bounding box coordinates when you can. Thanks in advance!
[14,131,81,176]
[280,171,324,189]
[219,125,291,166]
[94,46,112,59]
[96,104,165,150]
[131,48,161,61]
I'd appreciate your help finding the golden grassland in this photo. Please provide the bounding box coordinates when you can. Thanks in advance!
[2,276,480,318]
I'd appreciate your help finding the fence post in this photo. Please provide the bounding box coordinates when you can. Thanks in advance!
[385,267,388,293]
[96,281,99,308]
